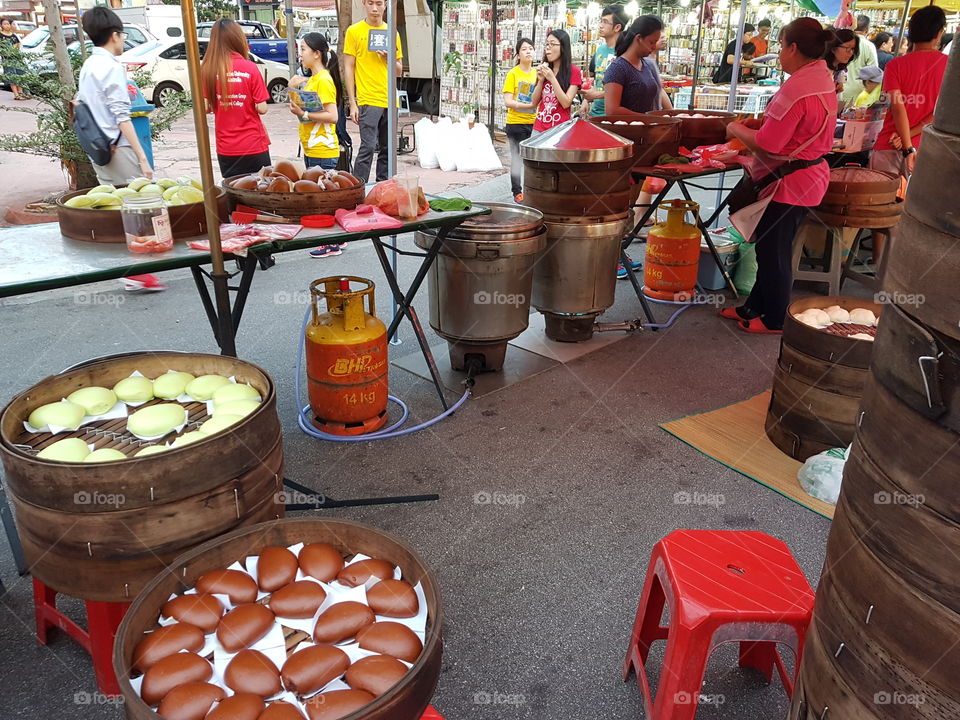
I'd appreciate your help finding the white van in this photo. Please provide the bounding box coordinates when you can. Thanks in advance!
[299,9,339,50]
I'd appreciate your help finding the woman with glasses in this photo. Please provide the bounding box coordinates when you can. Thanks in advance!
[602,15,671,116]
[826,29,858,98]
[530,30,581,133]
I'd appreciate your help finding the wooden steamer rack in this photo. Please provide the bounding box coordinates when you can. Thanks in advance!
[0,351,284,602]
[222,174,365,221]
[114,518,443,720]
[765,296,882,461]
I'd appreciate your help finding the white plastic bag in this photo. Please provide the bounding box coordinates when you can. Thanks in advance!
[797,446,850,505]
[455,123,504,173]
[414,117,439,169]
[435,117,463,172]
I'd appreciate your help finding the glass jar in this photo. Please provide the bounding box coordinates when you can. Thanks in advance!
[121,193,174,254]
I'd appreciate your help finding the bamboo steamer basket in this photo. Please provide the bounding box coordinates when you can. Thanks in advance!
[647,109,736,147]
[764,296,881,460]
[114,518,443,720]
[819,167,900,206]
[223,174,365,220]
[0,351,284,602]
[56,187,229,243]
[590,114,681,166]
[882,210,960,339]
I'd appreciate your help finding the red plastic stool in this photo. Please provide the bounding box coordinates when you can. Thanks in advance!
[420,708,445,719]
[622,530,814,720]
[33,578,130,695]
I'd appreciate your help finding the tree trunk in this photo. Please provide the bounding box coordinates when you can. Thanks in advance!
[39,0,75,101]
[336,0,352,82]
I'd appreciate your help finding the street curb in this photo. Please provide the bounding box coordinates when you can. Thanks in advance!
[3,206,57,226]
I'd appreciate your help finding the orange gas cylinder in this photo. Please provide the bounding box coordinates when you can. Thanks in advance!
[305,276,389,435]
[643,199,702,301]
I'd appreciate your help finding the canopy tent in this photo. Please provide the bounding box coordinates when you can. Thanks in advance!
[854,0,960,11]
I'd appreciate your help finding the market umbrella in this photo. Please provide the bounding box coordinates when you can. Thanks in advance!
[178,0,237,357]
[794,0,843,15]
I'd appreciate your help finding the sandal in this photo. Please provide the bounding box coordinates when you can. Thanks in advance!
[737,317,782,335]
[719,307,755,321]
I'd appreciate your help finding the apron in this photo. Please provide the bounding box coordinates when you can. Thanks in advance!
[731,66,834,242]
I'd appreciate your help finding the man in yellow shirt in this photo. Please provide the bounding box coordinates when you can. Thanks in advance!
[343,0,403,182]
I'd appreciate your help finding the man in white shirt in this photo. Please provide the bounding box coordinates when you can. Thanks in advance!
[78,7,153,184]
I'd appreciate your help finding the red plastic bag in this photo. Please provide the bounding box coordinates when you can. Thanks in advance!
[364,179,429,218]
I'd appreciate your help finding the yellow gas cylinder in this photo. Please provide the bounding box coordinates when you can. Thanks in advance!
[643,199,702,301]
[305,276,389,435]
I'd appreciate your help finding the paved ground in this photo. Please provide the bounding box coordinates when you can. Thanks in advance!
[0,91,836,719]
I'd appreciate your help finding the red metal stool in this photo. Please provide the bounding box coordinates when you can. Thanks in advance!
[33,578,129,695]
[622,530,814,720]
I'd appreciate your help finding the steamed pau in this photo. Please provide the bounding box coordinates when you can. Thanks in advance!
[153,372,195,400]
[114,376,155,403]
[186,375,231,401]
[84,448,128,463]
[198,414,243,435]
[211,383,261,408]
[171,431,208,448]
[66,387,118,416]
[37,438,90,462]
[135,445,170,457]
[128,404,187,437]
[212,399,260,418]
[28,401,86,430]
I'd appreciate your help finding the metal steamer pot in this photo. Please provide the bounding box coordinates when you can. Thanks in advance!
[520,120,636,342]
[414,204,546,372]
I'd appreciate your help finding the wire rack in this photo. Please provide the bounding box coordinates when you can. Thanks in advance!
[674,87,774,116]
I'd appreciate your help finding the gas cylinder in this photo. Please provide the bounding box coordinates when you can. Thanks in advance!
[305,276,389,435]
[643,199,702,301]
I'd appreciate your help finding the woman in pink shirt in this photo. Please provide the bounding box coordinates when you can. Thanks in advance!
[722,18,837,333]
[531,30,582,133]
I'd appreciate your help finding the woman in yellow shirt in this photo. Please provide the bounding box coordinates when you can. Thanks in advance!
[289,33,345,258]
[502,38,537,203]
[289,33,342,170]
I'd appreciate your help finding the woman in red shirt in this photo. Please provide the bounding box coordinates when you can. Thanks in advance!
[722,18,837,333]
[531,30,582,133]
[200,19,272,178]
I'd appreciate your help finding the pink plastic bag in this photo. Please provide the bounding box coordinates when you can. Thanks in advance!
[335,205,404,232]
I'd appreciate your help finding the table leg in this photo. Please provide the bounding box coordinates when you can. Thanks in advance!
[622,181,672,325]
[371,233,449,410]
[230,255,260,330]
[190,266,221,348]
[283,477,438,510]
[621,246,656,325]
[678,181,739,298]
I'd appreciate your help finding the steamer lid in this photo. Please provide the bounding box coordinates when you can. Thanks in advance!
[520,118,633,163]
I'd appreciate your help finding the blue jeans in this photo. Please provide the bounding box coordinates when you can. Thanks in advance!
[305,156,338,169]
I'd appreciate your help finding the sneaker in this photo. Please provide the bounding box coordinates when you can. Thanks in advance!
[310,245,343,258]
[617,263,628,280]
[338,244,347,250]
[123,274,167,292]
[514,193,524,203]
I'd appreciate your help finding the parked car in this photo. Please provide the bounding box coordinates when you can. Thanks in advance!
[19,23,155,56]
[197,20,288,64]
[13,21,37,37]
[120,39,290,107]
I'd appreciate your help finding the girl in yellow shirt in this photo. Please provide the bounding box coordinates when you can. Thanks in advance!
[502,38,537,203]
[289,33,343,170]
[289,33,346,258]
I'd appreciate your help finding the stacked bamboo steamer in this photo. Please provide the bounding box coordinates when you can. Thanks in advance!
[789,54,960,719]
[812,167,903,229]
